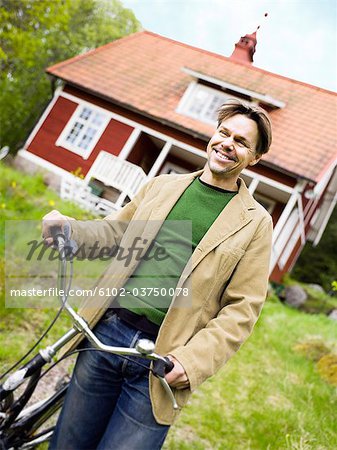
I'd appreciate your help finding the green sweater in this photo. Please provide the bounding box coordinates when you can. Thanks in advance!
[117,178,237,325]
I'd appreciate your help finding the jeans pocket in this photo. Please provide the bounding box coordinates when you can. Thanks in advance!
[101,310,119,324]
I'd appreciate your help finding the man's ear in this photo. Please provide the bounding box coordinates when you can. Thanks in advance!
[249,155,262,166]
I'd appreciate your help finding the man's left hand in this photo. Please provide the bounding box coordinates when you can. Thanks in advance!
[165,355,190,389]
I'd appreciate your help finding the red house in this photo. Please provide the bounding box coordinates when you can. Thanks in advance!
[18,31,337,282]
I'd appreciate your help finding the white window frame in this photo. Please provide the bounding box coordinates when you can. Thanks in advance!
[177,82,246,125]
[56,104,110,160]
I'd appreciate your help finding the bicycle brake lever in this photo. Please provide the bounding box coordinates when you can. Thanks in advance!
[157,376,179,410]
[152,358,178,410]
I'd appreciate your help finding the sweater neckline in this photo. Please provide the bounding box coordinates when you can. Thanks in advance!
[197,177,238,194]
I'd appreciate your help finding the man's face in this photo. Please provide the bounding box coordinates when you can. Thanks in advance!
[206,114,261,179]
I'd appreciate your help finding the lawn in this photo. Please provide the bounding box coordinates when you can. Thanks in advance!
[164,300,337,450]
[1,163,336,449]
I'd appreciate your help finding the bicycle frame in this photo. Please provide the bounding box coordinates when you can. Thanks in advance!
[0,227,177,449]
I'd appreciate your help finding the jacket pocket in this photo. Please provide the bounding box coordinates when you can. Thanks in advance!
[175,387,192,408]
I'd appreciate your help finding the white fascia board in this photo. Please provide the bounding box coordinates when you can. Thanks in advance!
[313,157,337,196]
[182,67,286,109]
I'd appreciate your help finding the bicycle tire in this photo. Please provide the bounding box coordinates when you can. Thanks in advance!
[0,384,67,449]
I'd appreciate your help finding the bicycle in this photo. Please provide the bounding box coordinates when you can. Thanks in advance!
[0,226,177,449]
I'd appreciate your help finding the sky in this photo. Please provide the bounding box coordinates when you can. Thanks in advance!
[122,0,337,92]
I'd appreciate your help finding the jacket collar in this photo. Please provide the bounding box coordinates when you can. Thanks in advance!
[148,169,256,223]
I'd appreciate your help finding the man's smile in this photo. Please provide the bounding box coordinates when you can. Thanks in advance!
[213,148,237,163]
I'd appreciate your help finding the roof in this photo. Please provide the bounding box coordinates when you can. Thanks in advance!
[47,31,337,183]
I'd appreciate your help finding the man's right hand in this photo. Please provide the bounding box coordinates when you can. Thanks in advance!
[42,210,72,246]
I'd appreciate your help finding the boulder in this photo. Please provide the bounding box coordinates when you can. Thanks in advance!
[284,285,307,308]
[328,309,337,321]
[307,283,325,294]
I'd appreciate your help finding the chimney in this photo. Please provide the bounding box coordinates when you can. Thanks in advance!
[230,31,258,64]
[230,13,268,64]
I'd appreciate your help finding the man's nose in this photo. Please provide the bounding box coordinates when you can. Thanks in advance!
[220,137,235,150]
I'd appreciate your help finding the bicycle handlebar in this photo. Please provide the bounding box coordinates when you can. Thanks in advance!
[49,223,179,410]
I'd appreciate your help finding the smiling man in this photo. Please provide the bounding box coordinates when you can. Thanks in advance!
[44,99,273,450]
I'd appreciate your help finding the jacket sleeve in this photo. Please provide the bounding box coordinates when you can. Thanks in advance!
[169,216,273,392]
[69,178,156,258]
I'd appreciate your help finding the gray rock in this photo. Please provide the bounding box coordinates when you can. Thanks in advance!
[284,285,307,308]
[328,309,337,321]
[307,283,325,293]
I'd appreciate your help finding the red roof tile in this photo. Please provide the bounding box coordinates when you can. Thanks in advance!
[47,31,337,183]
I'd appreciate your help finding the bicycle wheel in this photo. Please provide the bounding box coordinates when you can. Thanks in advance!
[0,383,67,450]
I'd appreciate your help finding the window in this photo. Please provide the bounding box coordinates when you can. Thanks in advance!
[57,104,110,159]
[177,82,245,125]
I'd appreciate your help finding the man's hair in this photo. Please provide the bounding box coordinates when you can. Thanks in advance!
[217,99,272,156]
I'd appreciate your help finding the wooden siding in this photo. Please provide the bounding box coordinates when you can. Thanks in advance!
[26,95,134,175]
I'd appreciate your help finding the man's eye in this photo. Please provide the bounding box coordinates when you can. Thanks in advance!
[219,130,229,136]
[236,140,247,147]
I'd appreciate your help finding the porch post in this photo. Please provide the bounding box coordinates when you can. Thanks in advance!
[147,141,172,179]
[270,180,306,273]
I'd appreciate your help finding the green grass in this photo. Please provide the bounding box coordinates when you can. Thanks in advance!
[1,163,336,449]
[164,302,337,449]
[0,162,95,366]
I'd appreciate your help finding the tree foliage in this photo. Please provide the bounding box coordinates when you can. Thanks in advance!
[0,0,140,151]
[292,206,337,292]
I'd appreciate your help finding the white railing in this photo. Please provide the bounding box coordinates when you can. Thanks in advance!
[84,151,147,199]
[60,175,117,215]
[60,152,148,215]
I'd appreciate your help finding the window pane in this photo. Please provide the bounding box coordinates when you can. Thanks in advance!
[79,107,92,121]
[204,95,227,120]
[92,112,105,126]
[188,89,209,115]
[78,127,97,150]
[65,122,83,143]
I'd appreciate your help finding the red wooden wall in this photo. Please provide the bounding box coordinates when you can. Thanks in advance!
[26,96,134,175]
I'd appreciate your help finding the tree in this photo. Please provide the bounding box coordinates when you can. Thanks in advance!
[0,0,140,151]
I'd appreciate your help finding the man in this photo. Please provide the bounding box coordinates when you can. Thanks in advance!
[43,99,273,449]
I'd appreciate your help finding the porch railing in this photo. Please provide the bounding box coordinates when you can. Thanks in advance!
[84,151,147,200]
[60,152,147,215]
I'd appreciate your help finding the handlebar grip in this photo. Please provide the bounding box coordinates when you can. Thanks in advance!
[49,225,65,250]
[49,225,63,238]
[164,357,174,374]
[152,357,174,378]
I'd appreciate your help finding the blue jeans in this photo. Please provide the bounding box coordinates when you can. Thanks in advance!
[49,312,170,450]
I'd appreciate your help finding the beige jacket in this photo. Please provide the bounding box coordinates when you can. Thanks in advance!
[63,170,273,425]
